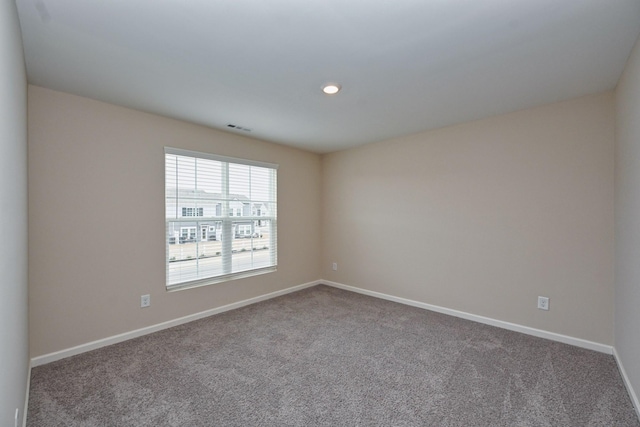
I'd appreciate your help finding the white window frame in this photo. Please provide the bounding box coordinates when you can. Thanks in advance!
[182,207,204,217]
[165,147,278,291]
[180,226,197,241]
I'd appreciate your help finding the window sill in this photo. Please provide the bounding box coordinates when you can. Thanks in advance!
[166,266,277,292]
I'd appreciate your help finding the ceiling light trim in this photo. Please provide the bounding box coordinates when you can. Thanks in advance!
[322,83,341,95]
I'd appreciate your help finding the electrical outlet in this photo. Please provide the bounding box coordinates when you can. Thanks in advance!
[141,294,151,308]
[332,262,338,271]
[537,296,549,311]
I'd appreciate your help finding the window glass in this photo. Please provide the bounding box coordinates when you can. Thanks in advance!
[165,148,277,290]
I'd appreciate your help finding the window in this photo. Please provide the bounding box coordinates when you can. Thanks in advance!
[165,147,278,290]
[182,207,203,217]
[180,227,197,242]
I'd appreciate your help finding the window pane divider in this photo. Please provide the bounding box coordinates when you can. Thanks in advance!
[166,216,276,223]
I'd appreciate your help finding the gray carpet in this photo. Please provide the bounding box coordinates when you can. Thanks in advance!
[27,285,640,426]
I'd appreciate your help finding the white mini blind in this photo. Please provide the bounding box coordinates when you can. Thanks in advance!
[165,147,277,290]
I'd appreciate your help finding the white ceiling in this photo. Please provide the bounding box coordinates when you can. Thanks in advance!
[16,0,640,153]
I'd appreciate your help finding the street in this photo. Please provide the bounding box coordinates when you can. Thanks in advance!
[168,235,272,284]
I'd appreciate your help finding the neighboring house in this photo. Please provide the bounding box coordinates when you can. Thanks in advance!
[252,202,269,227]
[166,188,270,243]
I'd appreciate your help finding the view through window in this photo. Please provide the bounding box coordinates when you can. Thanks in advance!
[165,148,277,290]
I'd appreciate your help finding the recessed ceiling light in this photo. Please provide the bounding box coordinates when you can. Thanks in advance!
[322,83,341,95]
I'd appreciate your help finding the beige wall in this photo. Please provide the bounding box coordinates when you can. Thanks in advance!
[615,34,640,405]
[28,85,322,358]
[28,83,617,358]
[322,92,615,345]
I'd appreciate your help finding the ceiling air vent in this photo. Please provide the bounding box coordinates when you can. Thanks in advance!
[227,124,251,132]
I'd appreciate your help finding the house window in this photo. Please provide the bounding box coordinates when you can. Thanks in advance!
[180,227,197,242]
[165,147,278,290]
[237,224,252,237]
[182,207,203,217]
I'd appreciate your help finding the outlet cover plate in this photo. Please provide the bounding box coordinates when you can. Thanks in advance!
[141,294,151,308]
[537,296,549,311]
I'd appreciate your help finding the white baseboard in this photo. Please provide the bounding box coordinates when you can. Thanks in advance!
[29,278,614,366]
[322,280,613,354]
[613,347,640,420]
[31,280,322,367]
[28,278,636,424]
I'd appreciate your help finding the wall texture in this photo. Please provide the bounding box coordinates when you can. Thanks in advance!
[322,92,615,345]
[28,86,322,358]
[0,1,29,425]
[615,34,640,409]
